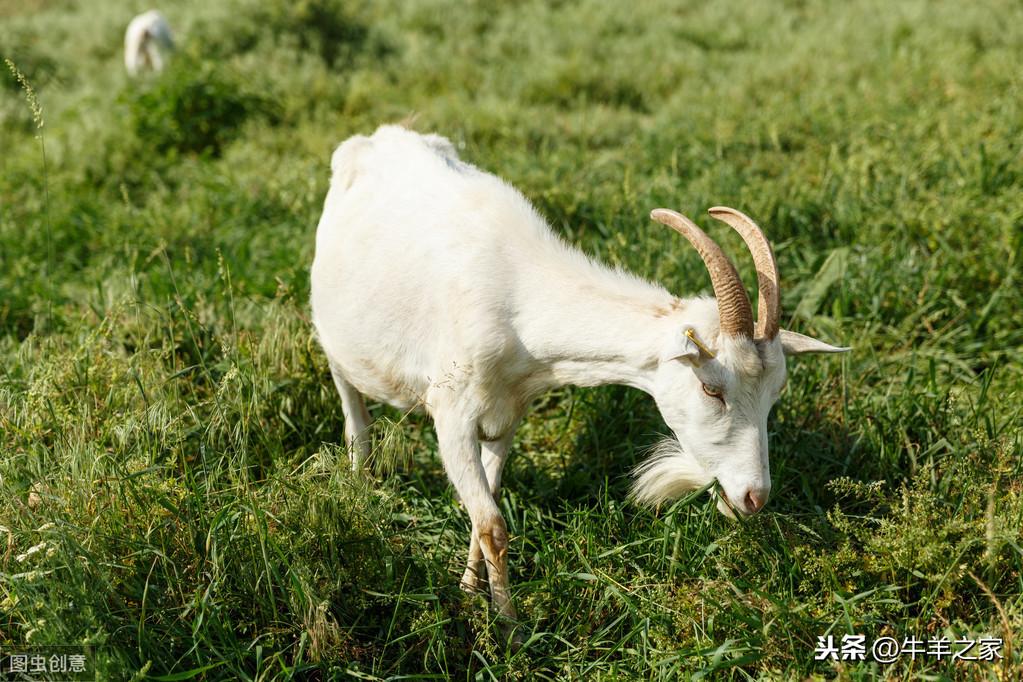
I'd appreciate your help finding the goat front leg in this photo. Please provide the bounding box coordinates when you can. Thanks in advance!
[461,431,516,594]
[432,409,517,628]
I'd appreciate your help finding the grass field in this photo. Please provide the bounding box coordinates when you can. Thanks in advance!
[2,0,1022,679]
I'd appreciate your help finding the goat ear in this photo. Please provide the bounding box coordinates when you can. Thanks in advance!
[779,329,851,355]
[661,328,709,365]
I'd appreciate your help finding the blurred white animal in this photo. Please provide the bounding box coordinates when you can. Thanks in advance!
[124,10,174,77]
[310,124,848,633]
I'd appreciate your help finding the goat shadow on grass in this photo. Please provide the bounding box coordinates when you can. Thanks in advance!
[504,385,665,510]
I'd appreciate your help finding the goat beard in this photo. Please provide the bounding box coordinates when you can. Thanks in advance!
[628,437,713,508]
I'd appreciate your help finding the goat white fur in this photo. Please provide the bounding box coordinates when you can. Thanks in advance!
[124,10,174,77]
[310,125,847,633]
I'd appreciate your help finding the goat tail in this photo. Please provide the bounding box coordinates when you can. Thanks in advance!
[330,135,372,191]
[628,439,713,508]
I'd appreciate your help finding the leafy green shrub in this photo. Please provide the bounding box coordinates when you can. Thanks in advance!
[523,62,649,112]
[125,58,279,158]
[197,0,386,67]
[1,39,64,134]
[0,41,61,91]
[257,0,370,67]
[0,289,36,340]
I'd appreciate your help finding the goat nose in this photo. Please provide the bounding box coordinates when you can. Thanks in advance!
[744,488,768,514]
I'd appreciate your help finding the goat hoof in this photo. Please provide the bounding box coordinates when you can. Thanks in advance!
[459,568,488,594]
[501,620,526,652]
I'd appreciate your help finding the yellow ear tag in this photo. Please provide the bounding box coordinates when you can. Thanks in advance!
[685,329,716,359]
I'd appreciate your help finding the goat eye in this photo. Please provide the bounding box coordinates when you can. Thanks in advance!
[701,383,724,402]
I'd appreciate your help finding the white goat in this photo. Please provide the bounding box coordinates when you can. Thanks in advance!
[310,125,847,632]
[124,10,174,77]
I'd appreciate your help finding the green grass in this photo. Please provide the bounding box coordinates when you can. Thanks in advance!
[2,0,1022,678]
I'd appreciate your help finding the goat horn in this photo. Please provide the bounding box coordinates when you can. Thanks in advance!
[651,208,754,339]
[708,207,780,340]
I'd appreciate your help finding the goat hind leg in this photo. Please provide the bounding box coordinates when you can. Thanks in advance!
[330,364,372,466]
